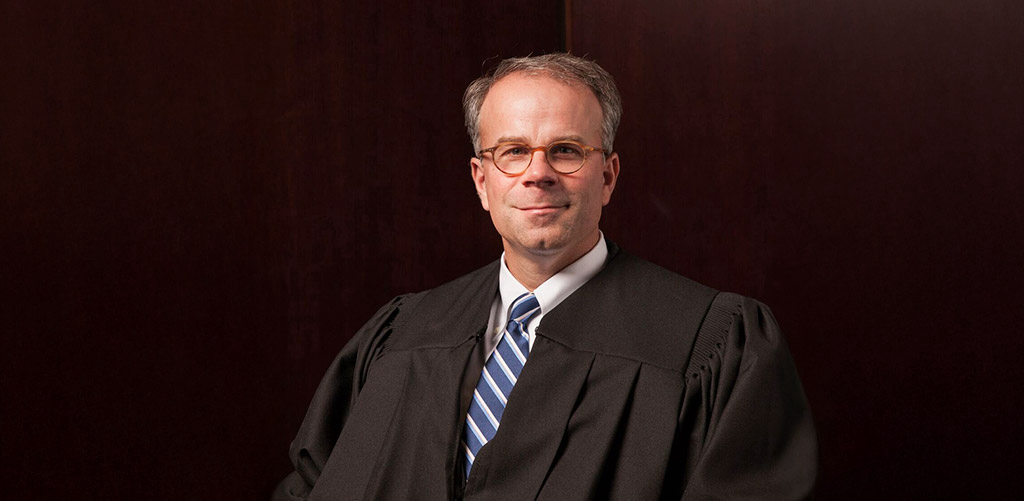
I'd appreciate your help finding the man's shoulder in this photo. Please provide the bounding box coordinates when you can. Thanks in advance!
[597,240,719,307]
[605,245,716,300]
[427,259,501,297]
[380,260,500,350]
[536,243,721,371]
[405,259,501,318]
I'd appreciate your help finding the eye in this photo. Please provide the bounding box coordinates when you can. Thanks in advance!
[549,142,585,160]
[497,144,530,157]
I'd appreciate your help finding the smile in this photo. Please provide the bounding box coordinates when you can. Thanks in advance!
[517,205,568,215]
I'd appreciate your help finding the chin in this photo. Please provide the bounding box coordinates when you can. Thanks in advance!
[518,233,572,256]
[524,242,565,256]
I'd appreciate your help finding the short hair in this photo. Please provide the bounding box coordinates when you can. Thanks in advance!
[463,53,622,154]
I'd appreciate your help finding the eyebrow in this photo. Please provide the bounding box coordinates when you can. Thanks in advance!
[493,135,588,145]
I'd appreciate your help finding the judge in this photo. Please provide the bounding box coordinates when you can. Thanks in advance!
[274,53,817,500]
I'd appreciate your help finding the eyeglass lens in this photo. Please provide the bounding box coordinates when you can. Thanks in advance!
[493,142,587,174]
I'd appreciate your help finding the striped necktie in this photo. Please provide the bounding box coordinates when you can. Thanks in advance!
[462,292,541,479]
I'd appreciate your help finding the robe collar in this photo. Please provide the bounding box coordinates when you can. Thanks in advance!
[391,238,715,372]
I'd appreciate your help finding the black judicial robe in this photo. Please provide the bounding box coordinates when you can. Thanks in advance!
[274,243,817,500]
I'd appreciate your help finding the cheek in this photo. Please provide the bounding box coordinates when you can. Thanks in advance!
[580,180,608,220]
[581,177,605,204]
[487,178,515,204]
[485,183,499,206]
[485,184,512,220]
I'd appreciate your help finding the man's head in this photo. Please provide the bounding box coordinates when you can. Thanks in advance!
[463,53,623,154]
[465,54,622,285]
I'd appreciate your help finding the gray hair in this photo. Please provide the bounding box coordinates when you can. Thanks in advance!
[462,53,622,154]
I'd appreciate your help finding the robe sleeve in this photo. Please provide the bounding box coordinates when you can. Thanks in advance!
[272,294,416,501]
[679,293,818,500]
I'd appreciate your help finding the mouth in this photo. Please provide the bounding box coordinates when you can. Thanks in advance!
[517,204,569,215]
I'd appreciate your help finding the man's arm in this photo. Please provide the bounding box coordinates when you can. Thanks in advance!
[273,295,409,501]
[679,294,818,499]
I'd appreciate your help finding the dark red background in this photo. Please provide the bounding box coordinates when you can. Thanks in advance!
[3,0,1021,498]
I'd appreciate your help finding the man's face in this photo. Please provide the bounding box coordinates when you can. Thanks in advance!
[471,74,619,265]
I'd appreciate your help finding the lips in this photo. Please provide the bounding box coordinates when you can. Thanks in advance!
[518,205,567,210]
[517,204,569,216]
[517,200,570,210]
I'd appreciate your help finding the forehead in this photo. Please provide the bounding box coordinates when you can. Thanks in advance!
[478,73,603,144]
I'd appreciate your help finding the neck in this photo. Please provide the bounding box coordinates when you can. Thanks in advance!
[503,233,600,290]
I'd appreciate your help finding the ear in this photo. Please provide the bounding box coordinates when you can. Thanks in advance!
[470,157,490,211]
[601,152,620,206]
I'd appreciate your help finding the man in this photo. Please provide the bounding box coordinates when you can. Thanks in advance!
[275,53,817,500]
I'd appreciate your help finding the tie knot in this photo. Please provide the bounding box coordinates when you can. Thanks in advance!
[508,292,541,329]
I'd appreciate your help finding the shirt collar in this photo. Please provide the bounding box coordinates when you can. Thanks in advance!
[498,232,609,319]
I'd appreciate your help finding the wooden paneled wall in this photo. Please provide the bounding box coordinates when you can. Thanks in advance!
[3,0,1021,498]
[573,0,1022,498]
[2,2,562,498]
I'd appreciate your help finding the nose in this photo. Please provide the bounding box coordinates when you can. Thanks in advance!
[519,147,559,186]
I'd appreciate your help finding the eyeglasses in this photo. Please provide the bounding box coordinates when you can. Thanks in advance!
[478,140,606,175]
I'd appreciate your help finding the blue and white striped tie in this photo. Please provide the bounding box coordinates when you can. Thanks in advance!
[462,292,541,479]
